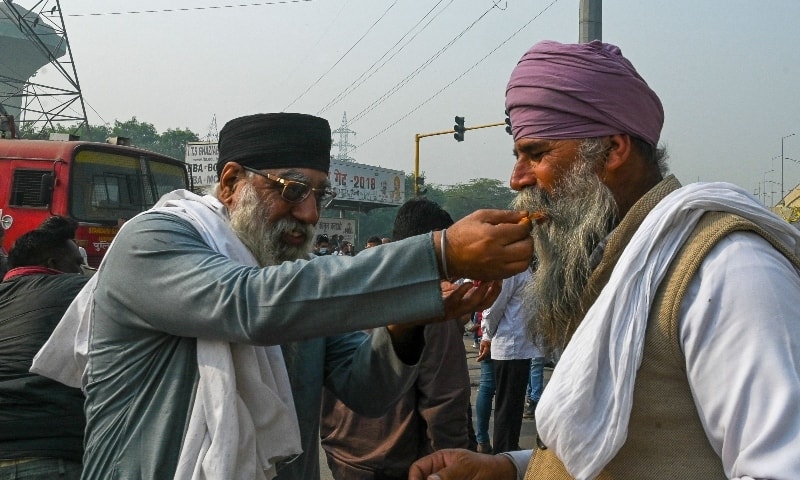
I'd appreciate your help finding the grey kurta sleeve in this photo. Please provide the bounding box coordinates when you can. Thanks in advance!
[95,211,444,344]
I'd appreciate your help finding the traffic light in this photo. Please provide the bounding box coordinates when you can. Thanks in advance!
[453,116,465,142]
[415,175,427,196]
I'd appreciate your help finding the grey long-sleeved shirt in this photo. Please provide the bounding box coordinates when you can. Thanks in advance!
[81,211,444,479]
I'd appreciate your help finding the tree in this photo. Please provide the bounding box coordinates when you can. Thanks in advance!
[350,175,516,250]
[111,117,160,150]
[12,116,201,161]
[441,178,516,221]
[159,128,200,160]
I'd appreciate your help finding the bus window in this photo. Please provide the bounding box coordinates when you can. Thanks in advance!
[71,149,187,223]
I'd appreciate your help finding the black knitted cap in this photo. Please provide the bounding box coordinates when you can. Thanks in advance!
[216,113,332,176]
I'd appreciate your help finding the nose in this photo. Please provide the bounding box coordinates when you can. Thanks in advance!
[510,157,536,191]
[291,193,320,225]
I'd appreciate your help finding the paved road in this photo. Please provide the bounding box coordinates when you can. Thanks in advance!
[318,334,548,479]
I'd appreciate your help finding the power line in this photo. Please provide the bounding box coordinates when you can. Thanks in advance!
[273,0,352,92]
[65,1,315,17]
[349,2,497,124]
[317,0,454,115]
[356,0,561,149]
[283,0,399,111]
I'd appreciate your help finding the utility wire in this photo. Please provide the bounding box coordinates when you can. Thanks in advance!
[274,0,351,92]
[317,0,454,115]
[356,0,560,148]
[66,1,315,17]
[349,2,496,124]
[283,0,399,111]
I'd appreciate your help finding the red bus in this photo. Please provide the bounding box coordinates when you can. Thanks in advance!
[0,138,190,267]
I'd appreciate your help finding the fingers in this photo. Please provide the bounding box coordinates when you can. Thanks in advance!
[470,280,501,313]
[441,281,498,321]
[409,449,515,480]
[464,208,529,226]
[407,450,461,480]
[476,339,490,361]
[443,210,535,281]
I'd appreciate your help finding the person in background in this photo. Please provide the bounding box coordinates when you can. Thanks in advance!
[319,198,472,480]
[381,237,391,244]
[314,233,331,255]
[38,216,91,272]
[365,235,382,249]
[473,308,495,455]
[478,267,536,453]
[33,112,533,480]
[0,220,89,479]
[336,241,355,256]
[409,40,800,480]
[523,353,545,420]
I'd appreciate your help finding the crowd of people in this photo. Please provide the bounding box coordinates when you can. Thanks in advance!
[1,38,798,480]
[312,233,390,257]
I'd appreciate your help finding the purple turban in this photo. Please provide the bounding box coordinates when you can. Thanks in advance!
[505,40,664,146]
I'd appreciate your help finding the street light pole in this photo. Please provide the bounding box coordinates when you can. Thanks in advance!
[781,133,795,202]
[413,121,505,196]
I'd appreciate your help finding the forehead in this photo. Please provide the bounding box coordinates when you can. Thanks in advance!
[513,137,579,151]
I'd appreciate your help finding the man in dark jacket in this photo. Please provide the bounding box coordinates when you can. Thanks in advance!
[0,218,88,479]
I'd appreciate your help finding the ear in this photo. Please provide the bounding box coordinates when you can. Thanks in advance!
[604,134,633,174]
[44,256,59,270]
[218,162,243,208]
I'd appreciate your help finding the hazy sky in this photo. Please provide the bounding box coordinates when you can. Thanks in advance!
[24,0,800,203]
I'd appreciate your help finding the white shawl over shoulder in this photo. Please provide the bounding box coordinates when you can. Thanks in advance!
[32,189,302,480]
[536,182,800,480]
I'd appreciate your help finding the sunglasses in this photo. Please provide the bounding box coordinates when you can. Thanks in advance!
[241,165,337,208]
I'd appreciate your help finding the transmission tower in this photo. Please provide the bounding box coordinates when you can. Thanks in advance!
[0,0,89,136]
[332,112,356,162]
[206,114,219,143]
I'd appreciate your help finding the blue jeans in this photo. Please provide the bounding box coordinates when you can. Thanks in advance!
[0,458,82,480]
[474,358,495,445]
[526,356,545,404]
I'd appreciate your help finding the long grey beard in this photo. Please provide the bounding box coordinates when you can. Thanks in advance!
[229,182,315,266]
[512,161,618,352]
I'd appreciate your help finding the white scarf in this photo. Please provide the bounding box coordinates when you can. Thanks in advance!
[535,182,800,480]
[32,190,302,480]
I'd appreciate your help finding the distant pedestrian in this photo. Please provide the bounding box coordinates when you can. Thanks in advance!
[479,267,537,453]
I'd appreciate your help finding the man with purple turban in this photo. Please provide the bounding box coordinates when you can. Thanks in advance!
[410,40,800,479]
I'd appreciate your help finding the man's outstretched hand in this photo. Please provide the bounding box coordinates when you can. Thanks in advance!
[436,210,534,281]
[408,448,517,480]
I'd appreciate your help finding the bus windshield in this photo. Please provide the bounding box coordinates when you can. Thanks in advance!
[70,148,187,223]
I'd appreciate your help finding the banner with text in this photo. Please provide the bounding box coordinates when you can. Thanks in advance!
[329,159,405,206]
[182,143,405,206]
[184,142,219,190]
[315,217,356,245]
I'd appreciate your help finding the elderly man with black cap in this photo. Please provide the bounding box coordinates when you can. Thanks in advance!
[31,112,533,480]
[409,40,800,480]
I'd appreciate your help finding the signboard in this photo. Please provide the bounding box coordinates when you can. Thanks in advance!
[181,142,405,207]
[184,142,219,190]
[315,217,356,245]
[329,159,404,207]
